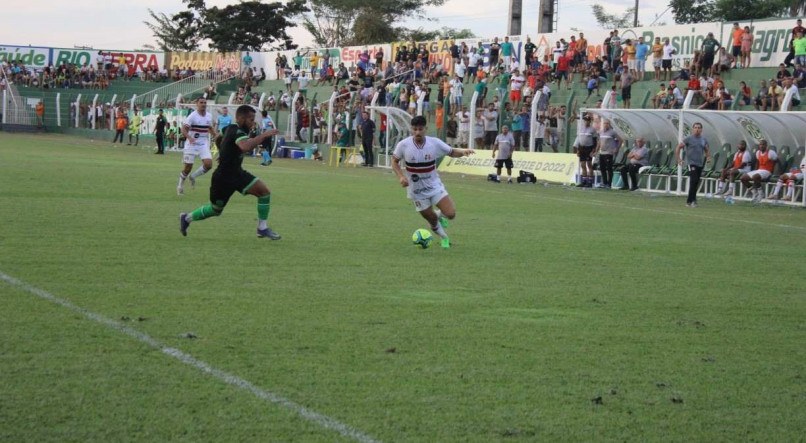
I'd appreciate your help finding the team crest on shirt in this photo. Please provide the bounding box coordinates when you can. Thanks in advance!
[424,154,433,161]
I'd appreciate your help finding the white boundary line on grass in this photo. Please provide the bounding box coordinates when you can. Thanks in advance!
[0,271,380,443]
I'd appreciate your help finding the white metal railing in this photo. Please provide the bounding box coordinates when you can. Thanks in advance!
[1,67,36,125]
[129,70,237,109]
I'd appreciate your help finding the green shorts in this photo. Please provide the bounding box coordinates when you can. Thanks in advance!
[210,169,258,208]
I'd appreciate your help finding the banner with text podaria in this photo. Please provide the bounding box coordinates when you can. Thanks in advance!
[166,52,240,72]
[438,151,578,184]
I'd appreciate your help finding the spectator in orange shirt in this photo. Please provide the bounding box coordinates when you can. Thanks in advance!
[731,22,744,68]
[434,102,444,135]
[113,111,127,144]
[35,101,45,128]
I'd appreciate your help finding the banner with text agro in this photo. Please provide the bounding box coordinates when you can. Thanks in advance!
[439,150,578,184]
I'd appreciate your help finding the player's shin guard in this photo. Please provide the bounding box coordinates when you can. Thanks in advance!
[190,204,221,221]
[257,194,271,229]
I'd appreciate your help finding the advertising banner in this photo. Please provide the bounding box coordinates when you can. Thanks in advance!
[717,18,801,68]
[439,150,578,184]
[0,44,165,74]
[0,45,50,68]
[166,51,241,72]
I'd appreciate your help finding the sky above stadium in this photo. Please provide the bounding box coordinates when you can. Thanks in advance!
[4,0,670,50]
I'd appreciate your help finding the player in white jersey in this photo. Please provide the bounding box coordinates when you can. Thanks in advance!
[392,116,475,249]
[177,98,217,195]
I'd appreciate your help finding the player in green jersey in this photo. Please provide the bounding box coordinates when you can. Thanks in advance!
[179,105,282,240]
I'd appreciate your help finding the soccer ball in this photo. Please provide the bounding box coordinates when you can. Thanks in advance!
[411,228,433,249]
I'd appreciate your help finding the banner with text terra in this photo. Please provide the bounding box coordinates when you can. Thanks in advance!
[438,151,578,185]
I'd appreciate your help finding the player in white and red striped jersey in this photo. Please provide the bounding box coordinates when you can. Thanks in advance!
[177,98,217,195]
[769,157,805,201]
[392,115,475,249]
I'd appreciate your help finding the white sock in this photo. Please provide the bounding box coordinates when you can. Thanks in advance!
[434,209,443,219]
[786,182,794,197]
[716,182,724,193]
[431,223,448,239]
[190,166,208,179]
[773,181,783,197]
[184,213,192,223]
[178,172,187,187]
[728,183,735,192]
[257,219,267,230]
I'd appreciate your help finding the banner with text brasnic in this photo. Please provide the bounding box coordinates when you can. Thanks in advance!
[438,151,578,184]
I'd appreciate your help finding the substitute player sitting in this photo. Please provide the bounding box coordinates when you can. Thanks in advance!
[391,115,475,249]
[177,98,218,195]
[769,158,805,201]
[179,105,281,240]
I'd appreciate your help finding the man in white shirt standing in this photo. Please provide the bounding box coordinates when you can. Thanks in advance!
[456,105,470,148]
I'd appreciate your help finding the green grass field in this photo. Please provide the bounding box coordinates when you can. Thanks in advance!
[1,133,805,442]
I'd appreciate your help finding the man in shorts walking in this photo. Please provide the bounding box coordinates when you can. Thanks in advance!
[391,116,475,249]
[179,105,281,239]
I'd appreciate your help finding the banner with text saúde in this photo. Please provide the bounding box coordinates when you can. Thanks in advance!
[439,150,578,184]
[0,45,50,68]
[166,51,241,72]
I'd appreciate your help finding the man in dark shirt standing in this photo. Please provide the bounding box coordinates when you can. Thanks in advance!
[154,109,167,154]
[700,32,721,76]
[179,105,281,239]
[488,38,501,71]
[359,110,376,167]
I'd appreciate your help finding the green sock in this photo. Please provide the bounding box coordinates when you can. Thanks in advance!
[190,204,220,221]
[257,194,271,221]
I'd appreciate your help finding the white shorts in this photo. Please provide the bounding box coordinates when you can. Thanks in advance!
[412,189,449,212]
[458,131,469,145]
[653,59,662,68]
[747,169,771,180]
[183,142,212,163]
[627,60,637,70]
